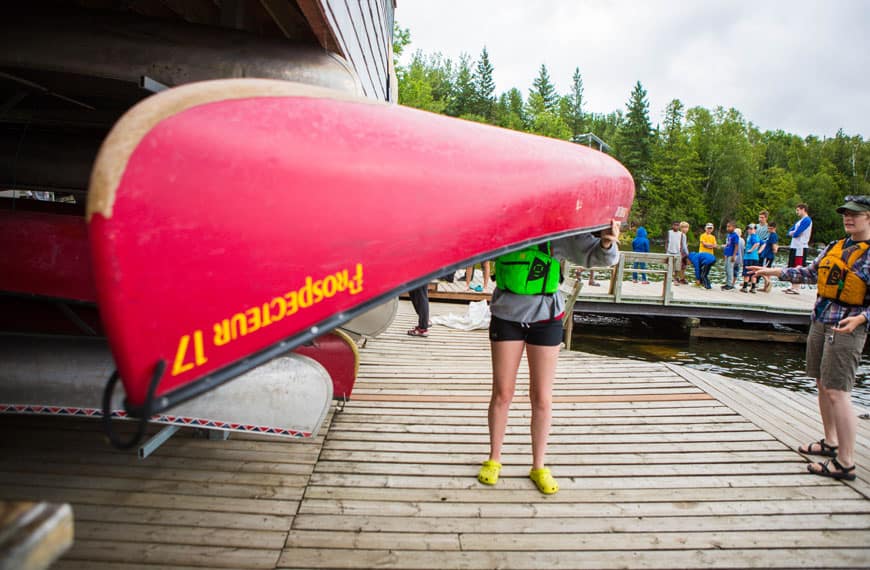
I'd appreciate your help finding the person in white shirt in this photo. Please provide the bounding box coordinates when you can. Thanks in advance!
[666,221,686,285]
[784,203,813,294]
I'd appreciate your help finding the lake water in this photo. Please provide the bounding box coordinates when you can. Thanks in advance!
[569,241,870,407]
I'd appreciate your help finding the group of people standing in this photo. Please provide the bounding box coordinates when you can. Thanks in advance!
[407,197,867,493]
[667,205,815,293]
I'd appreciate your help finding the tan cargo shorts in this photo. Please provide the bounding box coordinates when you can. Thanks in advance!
[805,320,867,392]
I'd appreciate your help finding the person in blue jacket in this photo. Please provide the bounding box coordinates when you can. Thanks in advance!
[688,251,715,289]
[722,221,739,290]
[631,226,650,283]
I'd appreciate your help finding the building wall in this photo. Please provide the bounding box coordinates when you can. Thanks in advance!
[321,0,395,101]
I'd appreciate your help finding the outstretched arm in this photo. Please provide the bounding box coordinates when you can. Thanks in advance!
[553,220,621,268]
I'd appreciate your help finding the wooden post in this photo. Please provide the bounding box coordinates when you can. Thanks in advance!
[562,274,583,351]
[0,501,73,570]
[613,254,625,303]
[663,254,674,305]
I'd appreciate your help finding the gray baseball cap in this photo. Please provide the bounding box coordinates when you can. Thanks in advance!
[837,195,870,214]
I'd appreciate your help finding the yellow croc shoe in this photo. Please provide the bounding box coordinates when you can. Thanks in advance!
[477,460,502,485]
[529,467,559,495]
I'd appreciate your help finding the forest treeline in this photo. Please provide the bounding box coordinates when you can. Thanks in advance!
[393,26,870,244]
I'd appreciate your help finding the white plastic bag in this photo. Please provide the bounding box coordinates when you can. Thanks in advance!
[431,300,491,331]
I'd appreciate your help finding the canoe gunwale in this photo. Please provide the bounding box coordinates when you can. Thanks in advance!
[127,222,613,418]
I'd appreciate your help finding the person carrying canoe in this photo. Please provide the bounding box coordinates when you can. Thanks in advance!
[749,196,870,481]
[477,221,620,494]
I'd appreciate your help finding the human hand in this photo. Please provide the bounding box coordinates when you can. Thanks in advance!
[746,265,772,278]
[832,314,867,334]
[599,219,620,249]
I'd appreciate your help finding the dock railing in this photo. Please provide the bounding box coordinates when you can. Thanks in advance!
[570,252,681,304]
[564,251,679,349]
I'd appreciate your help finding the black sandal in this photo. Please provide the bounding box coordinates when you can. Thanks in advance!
[798,438,838,458]
[808,458,856,481]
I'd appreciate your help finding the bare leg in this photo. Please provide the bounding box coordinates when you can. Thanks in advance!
[488,340,525,463]
[817,380,839,447]
[465,266,473,289]
[526,343,560,469]
[826,387,857,467]
[483,261,491,290]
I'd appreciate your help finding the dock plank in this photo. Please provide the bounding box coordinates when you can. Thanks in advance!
[276,548,870,569]
[291,512,870,533]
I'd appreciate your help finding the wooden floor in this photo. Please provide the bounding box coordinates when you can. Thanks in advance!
[428,271,816,324]
[1,300,869,569]
[585,276,814,307]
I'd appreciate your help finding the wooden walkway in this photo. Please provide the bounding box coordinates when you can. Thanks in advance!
[572,276,816,325]
[0,300,868,569]
[428,270,816,324]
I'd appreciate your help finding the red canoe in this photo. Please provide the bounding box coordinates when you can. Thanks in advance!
[1,206,358,400]
[87,79,634,415]
[294,329,359,400]
[0,206,96,303]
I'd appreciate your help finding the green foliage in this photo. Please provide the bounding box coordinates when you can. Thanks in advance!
[529,107,572,140]
[397,52,445,113]
[705,107,756,227]
[587,111,623,144]
[392,22,411,59]
[393,35,867,242]
[447,55,476,117]
[752,167,799,225]
[646,99,706,234]
[494,89,526,130]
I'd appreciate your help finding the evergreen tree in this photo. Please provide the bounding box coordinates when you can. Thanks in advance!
[615,81,654,221]
[566,67,585,138]
[525,64,568,138]
[495,88,525,130]
[447,54,475,117]
[685,106,756,228]
[530,64,558,113]
[646,99,704,234]
[391,39,862,238]
[472,47,496,120]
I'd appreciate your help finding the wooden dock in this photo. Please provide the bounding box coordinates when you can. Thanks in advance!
[427,255,817,325]
[1,300,868,569]
[572,276,816,325]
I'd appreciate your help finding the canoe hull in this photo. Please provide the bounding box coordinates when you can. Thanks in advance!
[294,330,359,400]
[0,208,95,302]
[87,79,634,412]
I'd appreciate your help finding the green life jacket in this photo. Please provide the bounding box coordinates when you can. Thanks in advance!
[495,242,560,295]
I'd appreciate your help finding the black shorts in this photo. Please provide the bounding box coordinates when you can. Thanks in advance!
[787,249,804,268]
[489,315,563,346]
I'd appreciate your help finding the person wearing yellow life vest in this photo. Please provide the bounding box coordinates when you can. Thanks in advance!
[749,196,870,481]
[477,220,621,495]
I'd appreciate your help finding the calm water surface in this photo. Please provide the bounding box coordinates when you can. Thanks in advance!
[570,315,870,408]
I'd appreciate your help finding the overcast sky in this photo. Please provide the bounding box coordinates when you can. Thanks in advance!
[395,0,869,139]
